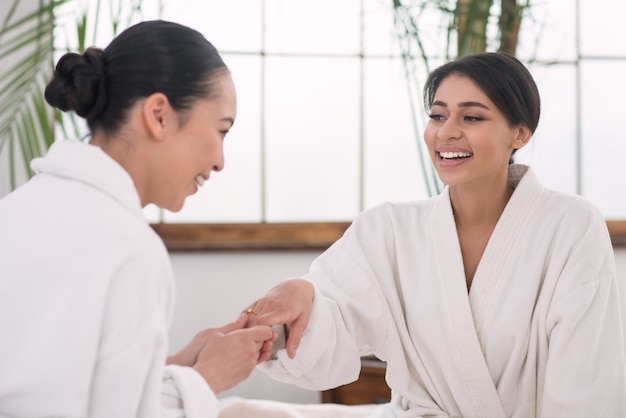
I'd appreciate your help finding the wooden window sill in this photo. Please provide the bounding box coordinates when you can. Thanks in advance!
[151,220,626,252]
[151,222,351,252]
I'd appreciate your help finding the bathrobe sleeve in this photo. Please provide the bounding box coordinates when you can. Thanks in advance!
[87,245,219,418]
[540,206,626,417]
[262,209,396,390]
[161,365,220,418]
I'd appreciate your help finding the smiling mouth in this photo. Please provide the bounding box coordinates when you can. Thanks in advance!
[439,151,473,160]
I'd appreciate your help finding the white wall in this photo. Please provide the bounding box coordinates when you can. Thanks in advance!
[169,247,626,403]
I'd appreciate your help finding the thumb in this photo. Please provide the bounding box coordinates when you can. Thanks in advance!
[217,313,248,334]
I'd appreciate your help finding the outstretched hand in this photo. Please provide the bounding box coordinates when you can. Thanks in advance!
[244,278,315,359]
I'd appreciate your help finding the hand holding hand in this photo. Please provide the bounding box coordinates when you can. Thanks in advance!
[168,314,275,394]
[245,278,314,359]
[166,313,251,367]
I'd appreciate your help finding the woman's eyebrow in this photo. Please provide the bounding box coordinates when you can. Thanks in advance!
[459,101,490,110]
[432,100,490,110]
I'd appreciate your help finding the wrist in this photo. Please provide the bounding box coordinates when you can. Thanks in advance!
[167,352,195,367]
[193,364,222,394]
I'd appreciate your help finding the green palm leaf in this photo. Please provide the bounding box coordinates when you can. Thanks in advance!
[0,0,149,192]
[0,0,65,189]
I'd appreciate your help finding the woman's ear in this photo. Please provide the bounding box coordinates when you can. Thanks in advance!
[142,93,171,142]
[512,125,532,150]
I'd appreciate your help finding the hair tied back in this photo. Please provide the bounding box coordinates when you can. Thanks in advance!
[44,47,108,122]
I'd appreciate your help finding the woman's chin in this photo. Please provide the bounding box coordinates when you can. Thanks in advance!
[161,199,185,213]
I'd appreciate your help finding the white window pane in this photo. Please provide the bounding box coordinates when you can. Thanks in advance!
[120,1,626,224]
[265,57,360,221]
[266,0,360,55]
[580,0,626,57]
[363,58,432,209]
[164,55,263,223]
[390,3,457,61]
[363,0,402,56]
[580,61,626,219]
[164,0,262,51]
[54,1,151,49]
[516,64,577,194]
[516,0,576,61]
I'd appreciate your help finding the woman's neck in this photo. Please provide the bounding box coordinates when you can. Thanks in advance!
[449,177,513,227]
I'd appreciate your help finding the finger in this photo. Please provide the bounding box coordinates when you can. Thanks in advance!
[261,339,274,352]
[251,308,296,328]
[285,315,309,358]
[286,335,300,359]
[258,338,277,362]
[247,325,274,342]
[243,306,259,316]
[242,301,266,326]
[257,349,273,363]
[217,313,248,334]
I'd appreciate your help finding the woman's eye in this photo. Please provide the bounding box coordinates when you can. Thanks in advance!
[465,115,484,122]
[428,113,444,121]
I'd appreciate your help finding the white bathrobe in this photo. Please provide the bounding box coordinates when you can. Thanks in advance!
[261,164,626,418]
[0,140,217,417]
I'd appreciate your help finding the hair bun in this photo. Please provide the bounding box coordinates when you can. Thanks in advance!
[44,47,107,122]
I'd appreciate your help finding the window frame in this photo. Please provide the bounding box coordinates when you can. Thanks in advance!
[151,1,626,251]
[152,221,626,251]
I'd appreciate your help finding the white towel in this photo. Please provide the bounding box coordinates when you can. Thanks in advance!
[219,397,384,418]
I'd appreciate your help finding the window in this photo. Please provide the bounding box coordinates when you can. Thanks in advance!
[59,0,626,248]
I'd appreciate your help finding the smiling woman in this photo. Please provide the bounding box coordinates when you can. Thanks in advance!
[0,20,277,417]
[1,0,625,240]
[139,0,626,229]
[244,52,626,418]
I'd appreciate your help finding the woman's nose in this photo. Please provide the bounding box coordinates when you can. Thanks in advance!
[213,150,225,172]
[438,118,462,140]
[213,160,224,172]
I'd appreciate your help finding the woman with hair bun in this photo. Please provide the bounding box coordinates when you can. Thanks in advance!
[0,20,275,417]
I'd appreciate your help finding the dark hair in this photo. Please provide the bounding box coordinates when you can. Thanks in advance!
[44,20,228,136]
[423,52,541,155]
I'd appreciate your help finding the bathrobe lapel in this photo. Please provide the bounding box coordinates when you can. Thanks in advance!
[428,166,543,417]
[430,188,508,418]
[468,166,543,336]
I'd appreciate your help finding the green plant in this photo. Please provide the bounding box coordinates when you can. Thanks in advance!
[0,0,60,191]
[0,0,151,192]
[390,0,532,195]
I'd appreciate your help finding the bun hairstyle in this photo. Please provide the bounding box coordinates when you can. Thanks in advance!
[44,48,106,121]
[44,20,228,137]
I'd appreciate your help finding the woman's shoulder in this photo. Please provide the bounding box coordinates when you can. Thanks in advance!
[344,198,440,242]
[534,188,611,252]
[517,165,606,228]
[543,187,605,222]
[357,197,438,222]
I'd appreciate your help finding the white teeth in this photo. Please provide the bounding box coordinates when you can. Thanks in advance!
[440,151,472,159]
[195,175,205,187]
